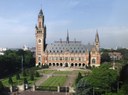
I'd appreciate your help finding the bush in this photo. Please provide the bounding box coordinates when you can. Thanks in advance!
[24,78,28,84]
[23,70,27,77]
[35,71,40,77]
[75,72,82,85]
[16,73,20,80]
[30,74,34,81]
[8,77,13,85]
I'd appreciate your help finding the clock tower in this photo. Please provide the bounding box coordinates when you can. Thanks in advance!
[35,9,46,66]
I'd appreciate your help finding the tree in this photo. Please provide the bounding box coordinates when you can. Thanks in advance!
[101,52,111,63]
[23,70,27,77]
[0,81,4,91]
[119,64,128,94]
[24,78,28,84]
[16,73,20,80]
[119,64,128,82]
[76,78,91,95]
[75,72,83,85]
[35,71,40,77]
[87,64,118,94]
[30,74,34,81]
[8,77,13,85]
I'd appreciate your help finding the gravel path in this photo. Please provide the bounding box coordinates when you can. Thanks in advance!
[63,71,77,87]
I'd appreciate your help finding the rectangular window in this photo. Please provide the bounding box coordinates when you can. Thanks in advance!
[71,57,74,61]
[60,57,62,60]
[65,57,68,61]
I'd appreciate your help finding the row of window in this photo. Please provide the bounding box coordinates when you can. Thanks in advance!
[47,50,86,53]
[48,57,86,61]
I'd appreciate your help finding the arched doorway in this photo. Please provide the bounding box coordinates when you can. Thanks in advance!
[49,63,51,66]
[38,62,41,66]
[71,63,74,67]
[56,63,59,66]
[60,63,63,67]
[65,63,68,67]
[79,63,81,67]
[82,63,85,67]
[53,63,55,66]
[75,63,77,67]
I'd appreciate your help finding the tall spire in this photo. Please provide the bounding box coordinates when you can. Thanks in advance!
[95,30,100,51]
[66,29,69,43]
[38,9,43,17]
[95,30,99,43]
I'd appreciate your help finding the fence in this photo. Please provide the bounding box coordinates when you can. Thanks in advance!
[36,86,57,91]
[36,86,69,92]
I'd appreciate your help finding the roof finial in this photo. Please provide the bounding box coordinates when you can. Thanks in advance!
[66,29,69,43]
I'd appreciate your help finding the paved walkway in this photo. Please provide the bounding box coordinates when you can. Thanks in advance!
[63,71,77,87]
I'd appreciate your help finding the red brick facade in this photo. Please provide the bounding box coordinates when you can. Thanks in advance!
[35,9,101,67]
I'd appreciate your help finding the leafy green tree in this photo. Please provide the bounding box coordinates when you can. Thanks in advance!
[24,78,28,84]
[0,81,4,91]
[101,52,111,63]
[30,74,34,81]
[35,71,40,77]
[76,78,91,95]
[119,64,128,82]
[119,64,128,94]
[8,77,13,85]
[23,70,27,77]
[75,72,83,85]
[16,73,20,80]
[87,64,118,94]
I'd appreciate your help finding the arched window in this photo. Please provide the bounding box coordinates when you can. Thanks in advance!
[92,59,96,64]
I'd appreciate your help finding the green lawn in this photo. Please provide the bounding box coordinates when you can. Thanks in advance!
[41,76,67,87]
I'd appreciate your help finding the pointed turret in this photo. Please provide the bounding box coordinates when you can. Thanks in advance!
[66,30,69,43]
[95,30,99,43]
[95,30,100,51]
[38,9,43,17]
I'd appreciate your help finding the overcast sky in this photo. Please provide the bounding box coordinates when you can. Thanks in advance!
[0,0,128,49]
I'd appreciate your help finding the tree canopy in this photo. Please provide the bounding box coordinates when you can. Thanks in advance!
[0,49,35,79]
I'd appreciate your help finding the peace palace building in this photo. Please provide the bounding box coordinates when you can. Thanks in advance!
[35,9,101,67]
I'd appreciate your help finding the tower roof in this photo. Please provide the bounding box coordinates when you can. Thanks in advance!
[95,30,99,42]
[38,9,43,16]
[66,30,69,43]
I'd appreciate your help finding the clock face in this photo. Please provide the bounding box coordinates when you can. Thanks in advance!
[38,39,41,43]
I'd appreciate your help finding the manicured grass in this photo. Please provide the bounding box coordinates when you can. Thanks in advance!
[54,71,71,75]
[42,76,67,87]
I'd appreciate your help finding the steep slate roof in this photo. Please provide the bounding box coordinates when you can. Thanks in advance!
[38,9,43,16]
[45,41,95,53]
